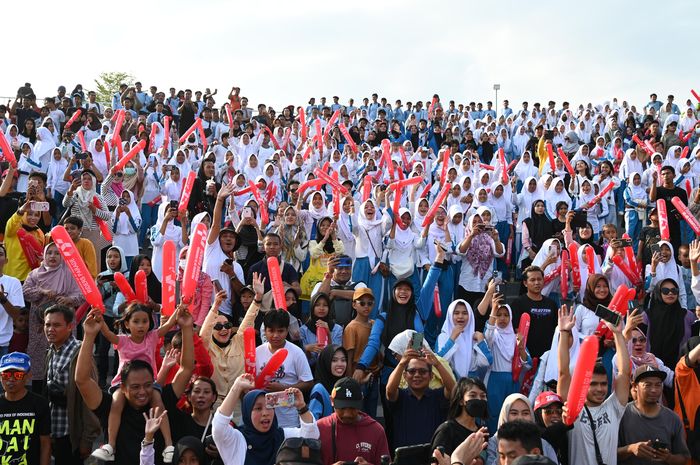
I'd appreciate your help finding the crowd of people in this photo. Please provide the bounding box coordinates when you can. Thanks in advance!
[0,81,698,465]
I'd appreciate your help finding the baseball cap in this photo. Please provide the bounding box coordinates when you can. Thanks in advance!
[633,364,667,383]
[353,288,374,301]
[534,391,563,411]
[0,352,31,372]
[331,377,363,409]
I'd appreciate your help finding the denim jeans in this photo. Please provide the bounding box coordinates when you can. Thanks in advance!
[139,202,160,246]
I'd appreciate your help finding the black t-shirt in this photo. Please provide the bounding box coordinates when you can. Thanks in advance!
[0,194,20,236]
[655,186,687,223]
[247,258,300,293]
[93,386,170,465]
[162,384,211,443]
[510,294,559,358]
[431,419,476,455]
[0,391,51,465]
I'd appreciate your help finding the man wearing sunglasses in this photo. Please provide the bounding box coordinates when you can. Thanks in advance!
[0,352,51,465]
[313,254,367,327]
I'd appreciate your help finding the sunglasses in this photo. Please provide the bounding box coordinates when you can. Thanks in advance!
[660,288,679,296]
[406,368,430,376]
[632,336,647,344]
[355,300,374,307]
[213,322,234,331]
[1,371,26,380]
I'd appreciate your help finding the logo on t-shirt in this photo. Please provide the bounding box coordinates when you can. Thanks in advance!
[0,413,37,465]
[356,442,373,453]
[530,307,553,318]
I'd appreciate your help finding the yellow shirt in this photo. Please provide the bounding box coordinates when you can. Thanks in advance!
[5,213,45,281]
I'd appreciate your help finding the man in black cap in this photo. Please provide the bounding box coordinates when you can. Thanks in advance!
[205,184,244,316]
[618,365,690,465]
[317,377,389,465]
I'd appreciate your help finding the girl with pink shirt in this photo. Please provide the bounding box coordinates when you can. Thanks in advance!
[91,303,181,463]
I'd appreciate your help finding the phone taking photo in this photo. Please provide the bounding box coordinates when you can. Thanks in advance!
[264,391,295,409]
[410,331,424,351]
[594,304,621,327]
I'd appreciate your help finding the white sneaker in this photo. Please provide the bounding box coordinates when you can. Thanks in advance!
[91,444,115,461]
[163,445,175,463]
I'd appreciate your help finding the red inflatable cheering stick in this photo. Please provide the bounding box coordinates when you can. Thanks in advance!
[512,313,531,382]
[255,349,288,389]
[244,327,257,377]
[656,199,670,240]
[267,256,288,311]
[50,226,105,312]
[567,242,581,290]
[557,147,575,177]
[421,183,451,227]
[181,222,208,304]
[134,270,148,303]
[564,335,599,425]
[0,132,17,168]
[114,272,137,302]
[161,240,177,317]
[92,197,113,242]
[671,196,700,235]
[178,171,197,215]
[111,140,146,174]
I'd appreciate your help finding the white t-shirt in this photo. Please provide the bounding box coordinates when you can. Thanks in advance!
[0,274,25,345]
[255,341,313,428]
[568,395,626,465]
[203,240,244,316]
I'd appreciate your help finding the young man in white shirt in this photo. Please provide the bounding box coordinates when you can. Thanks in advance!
[0,245,25,356]
[256,309,313,428]
[557,305,631,465]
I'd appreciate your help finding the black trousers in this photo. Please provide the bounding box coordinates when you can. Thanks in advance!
[52,436,84,465]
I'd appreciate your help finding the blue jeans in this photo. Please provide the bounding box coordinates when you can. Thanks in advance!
[139,202,160,246]
[625,210,642,253]
[52,191,66,227]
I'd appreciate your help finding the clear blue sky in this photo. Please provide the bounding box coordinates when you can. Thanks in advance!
[2,0,697,110]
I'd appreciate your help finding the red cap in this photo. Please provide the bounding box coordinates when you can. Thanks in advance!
[534,391,563,411]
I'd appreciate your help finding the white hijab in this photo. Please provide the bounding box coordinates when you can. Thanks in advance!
[437,299,475,378]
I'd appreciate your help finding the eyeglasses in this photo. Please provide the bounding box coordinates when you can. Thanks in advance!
[1,371,26,380]
[632,336,647,344]
[660,287,679,296]
[213,322,234,331]
[355,300,374,307]
[544,407,563,415]
[405,368,430,376]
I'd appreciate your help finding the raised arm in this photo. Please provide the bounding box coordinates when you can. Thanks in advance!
[209,183,234,245]
[75,309,106,410]
[170,305,195,397]
[557,305,575,401]
[387,348,419,402]
[610,310,632,406]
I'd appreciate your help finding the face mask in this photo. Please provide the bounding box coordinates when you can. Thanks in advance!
[465,399,488,419]
[179,259,187,270]
[695,128,700,134]
[124,167,136,176]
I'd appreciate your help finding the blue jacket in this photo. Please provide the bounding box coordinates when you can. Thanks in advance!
[356,264,442,370]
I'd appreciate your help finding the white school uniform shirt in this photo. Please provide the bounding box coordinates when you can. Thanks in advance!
[203,240,245,316]
[0,274,25,346]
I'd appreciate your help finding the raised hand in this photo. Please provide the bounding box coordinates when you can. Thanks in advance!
[558,304,576,332]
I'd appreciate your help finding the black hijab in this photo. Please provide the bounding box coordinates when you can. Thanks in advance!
[381,279,416,347]
[314,344,347,394]
[647,279,686,368]
[128,254,162,304]
[316,217,335,254]
[171,436,205,465]
[523,200,553,252]
[305,293,335,332]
